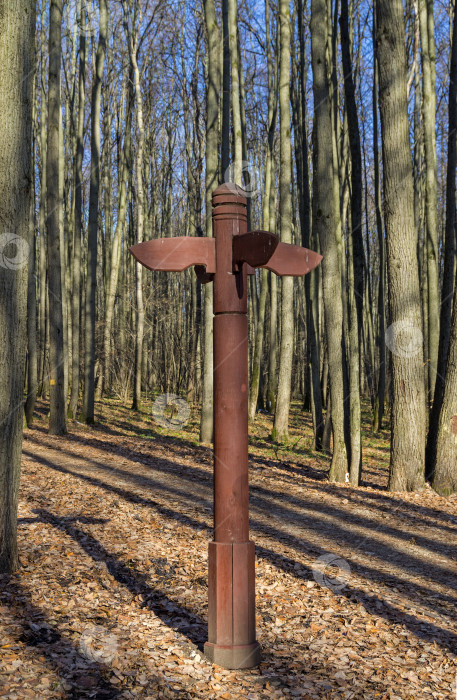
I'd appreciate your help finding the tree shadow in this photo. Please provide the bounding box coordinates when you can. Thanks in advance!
[0,575,127,698]
[22,445,457,653]
[29,509,207,651]
[39,426,457,533]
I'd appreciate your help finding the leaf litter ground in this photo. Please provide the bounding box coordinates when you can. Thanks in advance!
[0,399,456,699]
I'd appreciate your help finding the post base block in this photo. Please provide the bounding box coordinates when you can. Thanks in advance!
[205,540,260,669]
[204,641,261,669]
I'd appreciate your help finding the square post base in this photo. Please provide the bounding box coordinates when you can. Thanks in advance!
[204,641,261,669]
[204,541,260,669]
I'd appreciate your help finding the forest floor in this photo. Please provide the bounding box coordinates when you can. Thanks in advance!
[0,398,456,699]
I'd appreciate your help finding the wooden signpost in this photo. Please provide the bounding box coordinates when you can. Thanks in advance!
[130,183,322,669]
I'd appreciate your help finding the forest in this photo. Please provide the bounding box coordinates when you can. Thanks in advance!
[6,0,454,490]
[0,0,456,695]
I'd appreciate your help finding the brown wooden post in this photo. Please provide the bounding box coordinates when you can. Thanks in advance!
[203,184,260,668]
[129,182,322,671]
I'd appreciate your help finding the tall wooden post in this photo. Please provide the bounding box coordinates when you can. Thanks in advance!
[129,182,322,670]
[204,184,260,668]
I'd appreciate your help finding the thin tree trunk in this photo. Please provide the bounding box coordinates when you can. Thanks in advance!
[228,0,242,184]
[129,16,145,412]
[272,0,294,443]
[201,0,219,443]
[376,0,426,491]
[419,0,439,404]
[25,87,38,427]
[68,8,86,419]
[83,0,107,423]
[248,0,277,421]
[340,0,362,484]
[372,8,385,434]
[100,76,132,400]
[221,0,230,179]
[311,0,348,480]
[427,0,457,481]
[47,0,67,435]
[0,0,35,573]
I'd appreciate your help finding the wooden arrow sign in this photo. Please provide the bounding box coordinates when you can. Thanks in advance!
[233,230,322,275]
[130,237,216,274]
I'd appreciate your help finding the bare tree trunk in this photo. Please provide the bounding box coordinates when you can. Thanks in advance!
[272,0,294,443]
[0,0,35,572]
[100,75,132,400]
[47,0,67,435]
[83,0,107,423]
[25,87,37,427]
[58,90,68,405]
[427,0,457,482]
[201,0,219,443]
[372,8,386,434]
[376,0,426,491]
[228,0,242,183]
[221,0,230,178]
[340,0,362,484]
[311,0,348,480]
[249,0,277,421]
[68,7,86,419]
[128,12,145,412]
[419,0,439,404]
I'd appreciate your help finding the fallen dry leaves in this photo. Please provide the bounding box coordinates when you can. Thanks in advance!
[0,399,455,698]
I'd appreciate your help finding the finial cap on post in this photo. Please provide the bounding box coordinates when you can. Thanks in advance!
[212,183,248,207]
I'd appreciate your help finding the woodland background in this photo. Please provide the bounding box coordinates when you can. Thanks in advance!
[1,0,457,574]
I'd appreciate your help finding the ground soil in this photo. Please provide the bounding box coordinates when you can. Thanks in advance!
[0,399,455,699]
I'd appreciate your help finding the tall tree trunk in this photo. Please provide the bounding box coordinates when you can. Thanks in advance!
[296,0,323,450]
[376,0,426,491]
[38,25,48,398]
[100,75,132,400]
[419,0,439,404]
[425,0,457,480]
[68,7,86,419]
[228,0,242,183]
[47,0,67,435]
[272,0,294,443]
[201,0,220,443]
[25,87,37,428]
[83,0,107,423]
[427,0,457,483]
[0,0,35,572]
[221,0,230,179]
[340,0,362,484]
[372,8,385,434]
[311,0,348,480]
[58,90,68,405]
[129,18,145,412]
[248,0,277,421]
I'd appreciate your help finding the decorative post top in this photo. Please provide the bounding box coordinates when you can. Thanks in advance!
[212,183,247,207]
